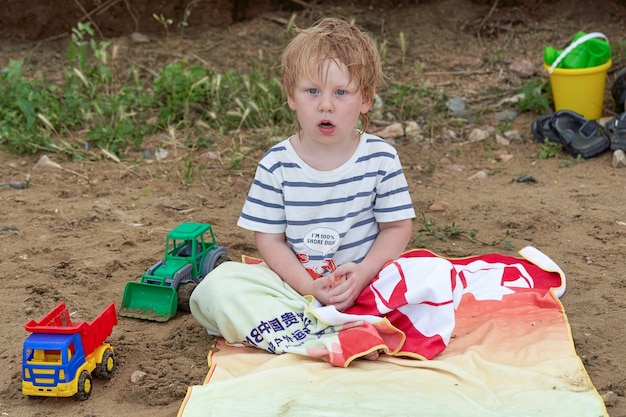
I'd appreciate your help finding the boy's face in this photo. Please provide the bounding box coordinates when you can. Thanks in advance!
[287,59,372,145]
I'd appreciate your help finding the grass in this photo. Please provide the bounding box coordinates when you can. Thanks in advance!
[0,20,477,160]
[0,20,550,250]
[416,215,515,251]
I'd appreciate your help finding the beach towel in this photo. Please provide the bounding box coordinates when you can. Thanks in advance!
[179,247,608,417]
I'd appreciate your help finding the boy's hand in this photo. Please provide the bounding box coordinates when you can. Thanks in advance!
[316,262,371,311]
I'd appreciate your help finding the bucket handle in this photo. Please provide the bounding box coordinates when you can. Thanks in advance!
[548,32,609,74]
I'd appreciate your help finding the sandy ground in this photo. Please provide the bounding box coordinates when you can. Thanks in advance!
[0,0,625,416]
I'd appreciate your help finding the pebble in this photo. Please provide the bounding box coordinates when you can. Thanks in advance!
[517,173,537,183]
[493,150,513,162]
[508,58,537,78]
[468,128,490,142]
[612,149,626,168]
[468,170,488,180]
[377,122,404,139]
[130,370,147,383]
[601,390,618,407]
[154,148,169,161]
[428,201,452,212]
[494,110,518,121]
[131,32,150,43]
[446,97,466,115]
[503,129,522,142]
[404,121,422,139]
[495,134,510,146]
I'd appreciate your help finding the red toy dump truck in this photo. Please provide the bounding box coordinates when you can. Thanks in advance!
[22,302,118,400]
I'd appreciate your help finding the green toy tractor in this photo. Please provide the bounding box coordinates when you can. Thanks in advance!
[120,222,229,322]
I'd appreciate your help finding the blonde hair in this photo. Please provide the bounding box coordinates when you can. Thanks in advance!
[281,18,383,131]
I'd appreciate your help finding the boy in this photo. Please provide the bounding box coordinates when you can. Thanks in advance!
[190,17,415,362]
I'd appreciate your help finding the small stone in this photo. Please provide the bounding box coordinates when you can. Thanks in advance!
[601,390,618,407]
[232,176,248,187]
[204,151,220,160]
[131,32,150,43]
[495,134,510,146]
[468,128,490,142]
[428,201,452,212]
[494,110,518,122]
[130,370,147,383]
[508,58,537,78]
[446,97,466,115]
[468,170,488,180]
[493,150,513,162]
[612,149,626,168]
[404,121,422,138]
[503,129,523,142]
[154,148,168,161]
[377,122,404,139]
[517,173,537,183]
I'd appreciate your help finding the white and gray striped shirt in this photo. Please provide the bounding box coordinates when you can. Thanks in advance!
[238,133,415,277]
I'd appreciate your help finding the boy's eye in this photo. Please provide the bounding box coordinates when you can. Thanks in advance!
[335,89,346,96]
[307,88,319,94]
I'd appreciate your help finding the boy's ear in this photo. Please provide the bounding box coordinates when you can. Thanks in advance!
[360,94,373,114]
[287,95,297,111]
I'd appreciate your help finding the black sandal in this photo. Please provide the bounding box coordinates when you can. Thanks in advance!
[550,110,610,158]
[531,114,562,145]
[604,113,626,150]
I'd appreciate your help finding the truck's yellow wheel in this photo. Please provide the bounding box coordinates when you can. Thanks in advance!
[74,370,93,401]
[96,349,116,378]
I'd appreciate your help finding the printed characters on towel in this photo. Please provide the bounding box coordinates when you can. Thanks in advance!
[244,311,341,353]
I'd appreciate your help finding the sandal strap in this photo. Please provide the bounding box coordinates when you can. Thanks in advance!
[579,119,601,139]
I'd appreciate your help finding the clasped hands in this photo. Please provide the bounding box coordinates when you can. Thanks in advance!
[309,262,370,312]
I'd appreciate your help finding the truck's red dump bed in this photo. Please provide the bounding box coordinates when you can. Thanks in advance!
[24,302,118,356]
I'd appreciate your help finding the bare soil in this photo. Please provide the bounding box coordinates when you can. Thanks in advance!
[1,1,625,416]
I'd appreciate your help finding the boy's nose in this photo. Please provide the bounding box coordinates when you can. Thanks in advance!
[318,93,334,112]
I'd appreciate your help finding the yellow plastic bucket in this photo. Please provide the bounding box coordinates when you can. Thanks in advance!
[545,59,611,120]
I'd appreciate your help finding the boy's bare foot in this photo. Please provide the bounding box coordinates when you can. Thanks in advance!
[361,350,380,361]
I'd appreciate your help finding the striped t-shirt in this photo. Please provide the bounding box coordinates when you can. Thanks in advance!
[238,132,415,278]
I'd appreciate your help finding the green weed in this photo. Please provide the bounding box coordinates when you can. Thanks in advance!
[534,138,563,159]
[515,78,551,113]
[416,215,514,250]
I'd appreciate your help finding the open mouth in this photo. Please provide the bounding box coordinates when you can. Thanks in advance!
[319,121,334,129]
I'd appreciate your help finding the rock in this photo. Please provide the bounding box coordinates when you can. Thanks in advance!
[442,128,458,141]
[468,170,488,180]
[495,134,510,146]
[601,390,618,407]
[446,97,466,115]
[509,58,537,78]
[130,32,150,44]
[405,121,422,139]
[377,122,405,139]
[503,129,523,142]
[154,148,168,161]
[428,201,452,212]
[493,150,513,162]
[130,370,147,383]
[494,110,518,121]
[517,173,537,183]
[612,149,626,168]
[468,128,490,142]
